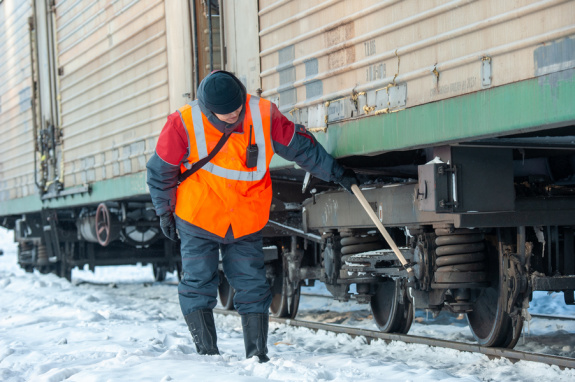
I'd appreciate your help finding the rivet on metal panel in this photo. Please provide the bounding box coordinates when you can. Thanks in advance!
[481,56,492,87]
[300,107,309,126]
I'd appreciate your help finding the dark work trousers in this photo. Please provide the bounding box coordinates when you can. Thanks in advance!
[177,226,272,316]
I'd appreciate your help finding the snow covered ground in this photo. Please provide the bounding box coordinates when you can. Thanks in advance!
[1,227,575,382]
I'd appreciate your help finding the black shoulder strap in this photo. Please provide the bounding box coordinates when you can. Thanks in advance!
[178,131,232,183]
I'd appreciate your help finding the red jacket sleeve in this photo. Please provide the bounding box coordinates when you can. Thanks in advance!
[270,103,295,146]
[155,111,189,165]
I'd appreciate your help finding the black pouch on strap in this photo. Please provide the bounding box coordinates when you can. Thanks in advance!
[246,124,258,168]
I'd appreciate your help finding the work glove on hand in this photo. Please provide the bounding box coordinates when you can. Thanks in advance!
[160,212,178,241]
[337,169,359,194]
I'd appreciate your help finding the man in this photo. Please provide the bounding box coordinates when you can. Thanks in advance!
[146,71,357,362]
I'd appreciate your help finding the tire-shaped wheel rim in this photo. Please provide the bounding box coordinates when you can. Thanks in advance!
[95,203,112,247]
[218,270,235,310]
[370,278,413,334]
[269,278,287,317]
[270,271,301,319]
[466,228,523,348]
[286,281,301,319]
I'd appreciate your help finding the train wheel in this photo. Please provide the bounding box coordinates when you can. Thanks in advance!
[466,228,523,348]
[371,278,413,334]
[270,274,301,319]
[218,270,235,310]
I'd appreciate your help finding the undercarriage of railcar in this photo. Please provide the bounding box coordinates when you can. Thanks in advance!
[4,130,575,350]
[260,136,575,349]
[7,201,181,282]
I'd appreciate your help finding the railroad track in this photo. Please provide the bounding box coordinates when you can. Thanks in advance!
[213,308,575,370]
[81,278,575,368]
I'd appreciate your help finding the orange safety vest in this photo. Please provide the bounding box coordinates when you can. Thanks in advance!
[175,95,275,238]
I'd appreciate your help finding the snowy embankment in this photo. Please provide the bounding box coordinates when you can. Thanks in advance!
[1,227,574,382]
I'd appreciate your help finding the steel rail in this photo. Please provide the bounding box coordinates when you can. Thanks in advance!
[530,313,575,322]
[213,308,575,370]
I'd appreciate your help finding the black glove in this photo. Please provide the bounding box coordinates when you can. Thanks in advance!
[159,212,178,241]
[337,169,359,193]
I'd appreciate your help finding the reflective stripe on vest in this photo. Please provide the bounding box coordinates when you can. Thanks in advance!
[186,96,267,181]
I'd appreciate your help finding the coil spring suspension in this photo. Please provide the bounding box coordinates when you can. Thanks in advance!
[18,242,34,264]
[337,232,386,272]
[433,228,488,287]
[37,244,49,266]
[340,234,385,255]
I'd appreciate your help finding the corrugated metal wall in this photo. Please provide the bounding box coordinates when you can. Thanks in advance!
[56,0,170,187]
[223,0,261,94]
[0,0,35,202]
[2,0,573,208]
[258,0,575,127]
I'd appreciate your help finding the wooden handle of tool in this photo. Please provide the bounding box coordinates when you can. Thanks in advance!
[351,184,414,275]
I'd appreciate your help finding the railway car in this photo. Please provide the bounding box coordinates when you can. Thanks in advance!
[1,0,574,349]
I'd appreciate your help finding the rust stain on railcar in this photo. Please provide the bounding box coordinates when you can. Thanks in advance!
[326,22,356,70]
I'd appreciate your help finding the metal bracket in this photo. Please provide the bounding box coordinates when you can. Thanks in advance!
[327,98,355,122]
[437,164,459,210]
[481,56,492,87]
[375,83,407,110]
[41,184,90,200]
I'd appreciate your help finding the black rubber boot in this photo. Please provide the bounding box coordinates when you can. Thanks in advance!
[241,313,270,363]
[184,309,220,355]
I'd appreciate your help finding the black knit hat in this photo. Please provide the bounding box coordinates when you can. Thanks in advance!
[200,72,244,114]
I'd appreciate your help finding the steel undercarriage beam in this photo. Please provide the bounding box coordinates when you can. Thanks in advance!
[456,198,575,227]
[303,183,452,230]
[303,185,575,230]
[531,275,575,291]
[68,257,172,267]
